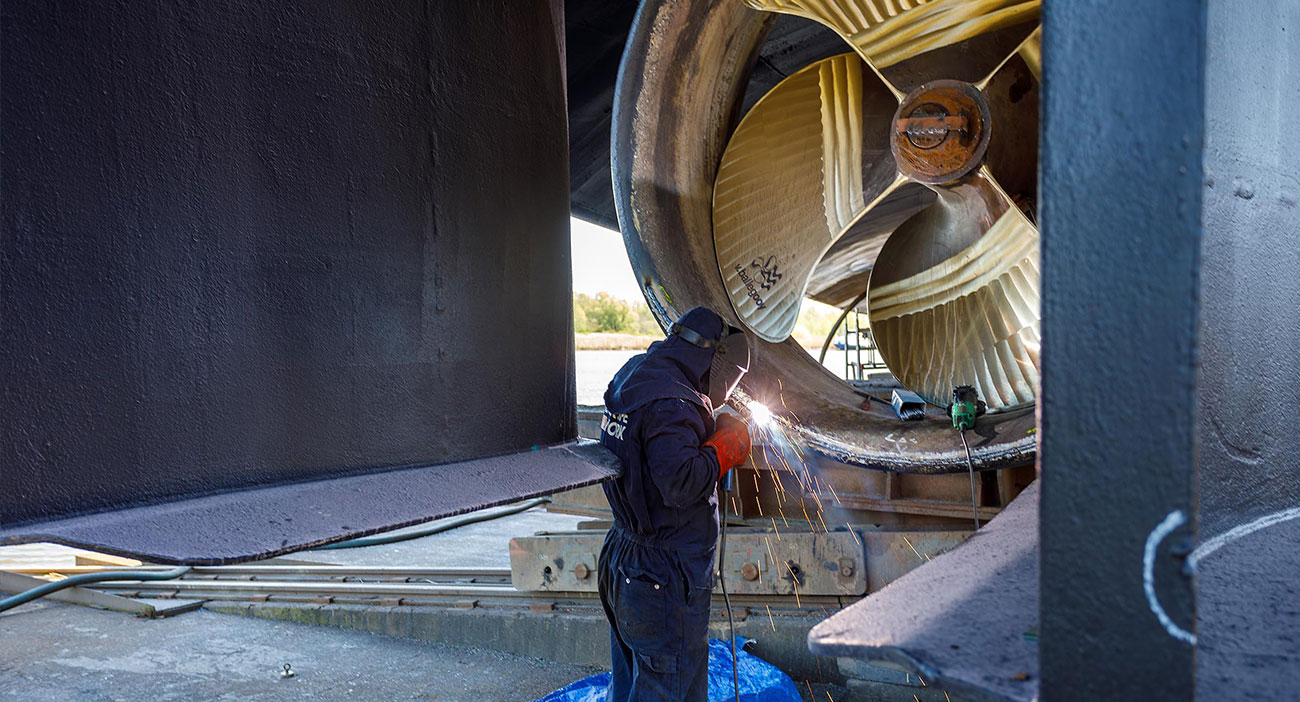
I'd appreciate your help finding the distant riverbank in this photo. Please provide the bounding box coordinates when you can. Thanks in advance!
[576,331,825,351]
[575,332,660,350]
[576,346,854,405]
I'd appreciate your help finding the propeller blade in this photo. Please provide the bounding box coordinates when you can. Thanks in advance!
[744,0,1040,71]
[867,167,1040,411]
[976,23,1041,89]
[712,53,907,342]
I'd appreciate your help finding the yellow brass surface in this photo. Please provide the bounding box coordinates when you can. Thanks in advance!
[868,173,1040,411]
[717,0,1043,410]
[743,0,1040,68]
[1016,25,1042,81]
[712,55,905,342]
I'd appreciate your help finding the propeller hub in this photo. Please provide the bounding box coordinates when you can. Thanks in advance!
[892,80,990,185]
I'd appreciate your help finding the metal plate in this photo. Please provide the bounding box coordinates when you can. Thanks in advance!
[510,529,867,596]
[808,481,1039,702]
[0,443,619,565]
[0,0,576,553]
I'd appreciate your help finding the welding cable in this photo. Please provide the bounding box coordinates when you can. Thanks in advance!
[316,497,551,550]
[0,565,192,614]
[959,430,980,531]
[717,482,741,702]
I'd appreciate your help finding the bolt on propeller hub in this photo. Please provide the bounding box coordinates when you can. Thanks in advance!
[892,80,991,185]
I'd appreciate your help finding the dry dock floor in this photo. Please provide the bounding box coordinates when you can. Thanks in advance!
[0,598,598,701]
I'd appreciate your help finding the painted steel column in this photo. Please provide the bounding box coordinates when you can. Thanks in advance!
[1039,2,1205,700]
[1,2,574,533]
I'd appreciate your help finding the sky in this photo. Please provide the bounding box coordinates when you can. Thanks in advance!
[570,217,643,301]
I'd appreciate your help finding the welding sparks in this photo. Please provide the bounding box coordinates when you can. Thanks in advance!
[765,604,776,632]
[749,401,775,427]
[902,534,930,562]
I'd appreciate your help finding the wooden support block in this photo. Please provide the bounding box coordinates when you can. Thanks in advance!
[0,571,156,617]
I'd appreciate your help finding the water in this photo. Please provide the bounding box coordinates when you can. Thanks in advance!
[575,349,642,405]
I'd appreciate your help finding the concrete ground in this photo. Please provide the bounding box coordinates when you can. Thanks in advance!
[1,508,600,702]
[1,505,843,701]
[0,599,600,702]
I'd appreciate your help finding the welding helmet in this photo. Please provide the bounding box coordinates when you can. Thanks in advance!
[670,308,752,408]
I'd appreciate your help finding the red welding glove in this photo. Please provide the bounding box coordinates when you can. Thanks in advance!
[705,414,752,478]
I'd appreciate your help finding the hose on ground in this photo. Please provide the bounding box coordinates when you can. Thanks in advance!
[1,498,553,610]
[0,565,192,614]
[316,497,552,550]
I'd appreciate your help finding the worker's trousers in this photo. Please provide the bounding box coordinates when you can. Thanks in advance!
[598,527,712,702]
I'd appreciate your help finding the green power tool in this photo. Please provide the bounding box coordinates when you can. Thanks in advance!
[950,385,986,530]
[950,385,985,430]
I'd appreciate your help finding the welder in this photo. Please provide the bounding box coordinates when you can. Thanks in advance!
[597,306,753,702]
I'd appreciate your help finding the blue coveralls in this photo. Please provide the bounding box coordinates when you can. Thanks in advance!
[598,311,724,702]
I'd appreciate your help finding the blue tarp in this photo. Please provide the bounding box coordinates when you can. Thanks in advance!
[534,638,802,702]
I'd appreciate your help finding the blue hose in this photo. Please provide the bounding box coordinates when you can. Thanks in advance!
[0,565,192,613]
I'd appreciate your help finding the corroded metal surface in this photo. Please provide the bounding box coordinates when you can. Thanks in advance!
[511,529,867,596]
[510,527,971,597]
[891,80,990,184]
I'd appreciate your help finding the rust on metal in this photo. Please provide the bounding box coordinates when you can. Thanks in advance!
[896,114,970,148]
[512,530,868,596]
[892,80,991,184]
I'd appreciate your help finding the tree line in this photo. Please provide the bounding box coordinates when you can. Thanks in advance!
[574,292,847,348]
[573,293,661,335]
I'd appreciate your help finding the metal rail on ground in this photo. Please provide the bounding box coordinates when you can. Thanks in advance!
[49,565,851,616]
